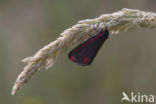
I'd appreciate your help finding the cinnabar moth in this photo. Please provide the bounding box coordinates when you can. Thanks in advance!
[68,29,109,66]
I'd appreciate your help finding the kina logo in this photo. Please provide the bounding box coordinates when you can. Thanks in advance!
[121,92,154,103]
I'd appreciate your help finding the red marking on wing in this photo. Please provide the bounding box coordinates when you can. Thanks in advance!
[70,56,76,61]
[74,33,103,52]
[83,57,90,63]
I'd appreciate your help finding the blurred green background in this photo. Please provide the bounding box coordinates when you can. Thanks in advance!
[0,0,156,104]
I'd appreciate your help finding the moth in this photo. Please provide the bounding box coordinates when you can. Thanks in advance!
[68,29,109,66]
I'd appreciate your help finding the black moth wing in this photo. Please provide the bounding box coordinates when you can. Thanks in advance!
[68,29,109,66]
